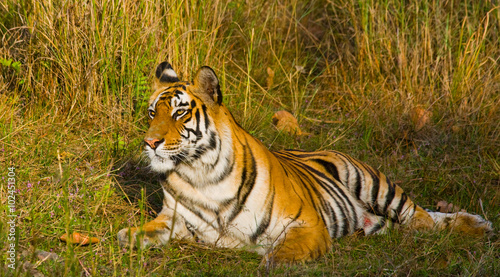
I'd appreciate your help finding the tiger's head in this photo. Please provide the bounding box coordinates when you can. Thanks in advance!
[144,62,228,173]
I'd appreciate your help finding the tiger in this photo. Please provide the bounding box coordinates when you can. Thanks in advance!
[117,61,493,263]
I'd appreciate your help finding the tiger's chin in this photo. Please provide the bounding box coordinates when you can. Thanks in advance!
[148,154,176,173]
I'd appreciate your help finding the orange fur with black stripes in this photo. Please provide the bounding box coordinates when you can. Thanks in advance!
[118,62,493,263]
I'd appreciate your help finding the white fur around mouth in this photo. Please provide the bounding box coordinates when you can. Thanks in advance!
[145,145,181,156]
[158,148,181,154]
[154,148,183,158]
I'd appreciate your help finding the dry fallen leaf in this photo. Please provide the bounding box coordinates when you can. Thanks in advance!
[410,107,431,131]
[272,110,308,136]
[60,232,99,245]
[436,200,466,213]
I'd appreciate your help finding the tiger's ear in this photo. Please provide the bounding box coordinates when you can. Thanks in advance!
[192,66,223,105]
[155,61,180,84]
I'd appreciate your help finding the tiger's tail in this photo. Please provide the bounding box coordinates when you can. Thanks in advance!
[362,207,494,237]
[426,210,494,237]
[390,189,494,237]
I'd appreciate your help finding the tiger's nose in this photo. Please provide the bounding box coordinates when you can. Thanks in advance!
[144,138,164,150]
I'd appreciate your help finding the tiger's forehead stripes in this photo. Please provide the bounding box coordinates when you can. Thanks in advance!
[149,83,191,110]
[149,83,188,102]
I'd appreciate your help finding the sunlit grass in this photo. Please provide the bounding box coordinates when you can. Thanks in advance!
[1,0,499,276]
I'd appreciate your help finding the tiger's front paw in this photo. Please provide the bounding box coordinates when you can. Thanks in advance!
[118,227,146,249]
[117,227,166,249]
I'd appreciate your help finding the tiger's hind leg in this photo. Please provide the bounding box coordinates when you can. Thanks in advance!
[362,212,394,235]
[312,152,494,237]
[361,205,436,235]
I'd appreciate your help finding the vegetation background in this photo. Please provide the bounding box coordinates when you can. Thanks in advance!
[1,0,499,276]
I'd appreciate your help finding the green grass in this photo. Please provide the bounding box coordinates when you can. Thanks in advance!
[1,0,499,276]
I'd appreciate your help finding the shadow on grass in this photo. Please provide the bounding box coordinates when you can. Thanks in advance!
[113,156,165,215]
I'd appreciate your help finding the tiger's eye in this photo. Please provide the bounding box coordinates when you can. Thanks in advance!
[149,110,156,118]
[175,109,186,117]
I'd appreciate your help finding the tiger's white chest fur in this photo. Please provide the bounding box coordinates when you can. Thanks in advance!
[160,147,300,252]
